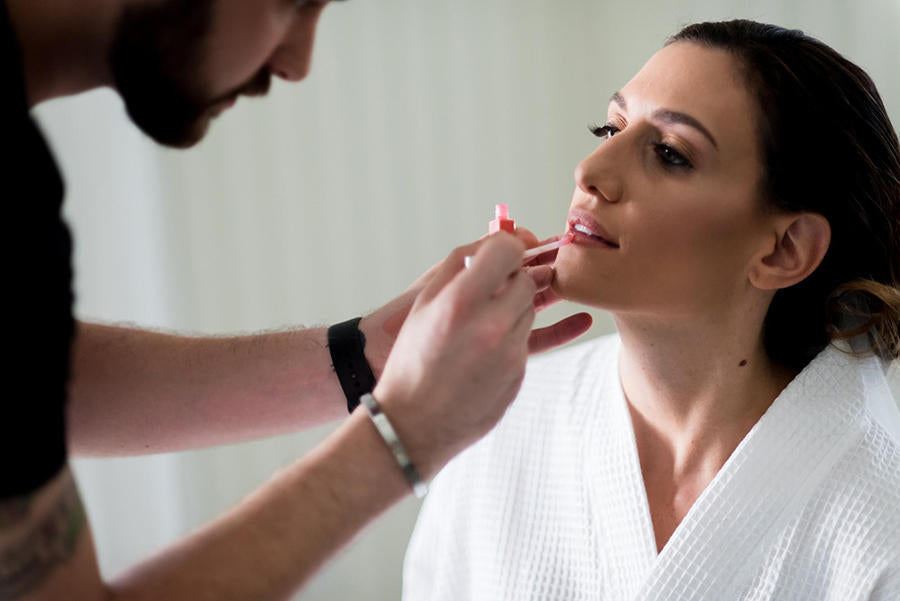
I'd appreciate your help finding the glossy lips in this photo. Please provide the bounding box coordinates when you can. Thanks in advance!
[567,212,620,249]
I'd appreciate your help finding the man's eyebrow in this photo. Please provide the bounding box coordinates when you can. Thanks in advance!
[608,91,719,149]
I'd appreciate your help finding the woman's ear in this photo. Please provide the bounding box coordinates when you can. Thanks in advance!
[749,212,831,291]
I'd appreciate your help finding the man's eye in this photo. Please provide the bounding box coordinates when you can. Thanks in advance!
[588,123,620,140]
[654,144,693,169]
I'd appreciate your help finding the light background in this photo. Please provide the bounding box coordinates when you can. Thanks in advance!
[33,0,899,599]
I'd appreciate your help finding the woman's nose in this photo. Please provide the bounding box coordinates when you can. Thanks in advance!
[574,145,622,202]
[269,7,323,82]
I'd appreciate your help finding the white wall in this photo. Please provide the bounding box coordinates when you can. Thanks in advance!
[34,0,899,599]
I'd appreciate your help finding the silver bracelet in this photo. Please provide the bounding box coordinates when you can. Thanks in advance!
[359,393,428,498]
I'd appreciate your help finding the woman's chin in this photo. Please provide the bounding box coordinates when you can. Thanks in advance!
[551,264,591,305]
[549,270,568,297]
[552,258,615,309]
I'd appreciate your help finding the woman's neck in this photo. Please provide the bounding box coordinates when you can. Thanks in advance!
[615,314,797,480]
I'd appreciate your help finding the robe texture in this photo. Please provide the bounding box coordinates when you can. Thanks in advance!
[403,334,900,601]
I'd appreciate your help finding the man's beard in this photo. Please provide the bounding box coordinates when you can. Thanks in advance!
[109,0,271,148]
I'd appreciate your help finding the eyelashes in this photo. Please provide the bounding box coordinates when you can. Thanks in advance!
[589,123,619,140]
[587,122,694,170]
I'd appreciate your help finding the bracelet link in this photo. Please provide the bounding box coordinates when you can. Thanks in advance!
[359,393,427,498]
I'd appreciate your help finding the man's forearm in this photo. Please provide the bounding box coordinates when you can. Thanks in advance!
[2,412,412,601]
[68,322,350,456]
[0,469,104,601]
[108,409,411,601]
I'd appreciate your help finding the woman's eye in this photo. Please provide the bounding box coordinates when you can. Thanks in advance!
[588,123,693,170]
[653,143,693,169]
[589,123,620,140]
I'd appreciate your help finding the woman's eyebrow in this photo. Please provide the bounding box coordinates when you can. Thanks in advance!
[609,91,719,149]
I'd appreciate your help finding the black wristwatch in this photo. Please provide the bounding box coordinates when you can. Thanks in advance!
[327,317,377,413]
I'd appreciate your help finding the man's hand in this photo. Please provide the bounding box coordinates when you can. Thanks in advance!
[360,229,592,377]
[68,228,591,458]
[368,234,533,478]
[515,227,593,353]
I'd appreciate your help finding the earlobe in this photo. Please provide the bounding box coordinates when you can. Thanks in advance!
[750,213,831,291]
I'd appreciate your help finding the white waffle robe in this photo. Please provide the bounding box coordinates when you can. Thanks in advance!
[403,334,900,601]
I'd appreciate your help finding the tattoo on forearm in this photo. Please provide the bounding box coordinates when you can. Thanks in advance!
[0,471,86,600]
[0,496,33,532]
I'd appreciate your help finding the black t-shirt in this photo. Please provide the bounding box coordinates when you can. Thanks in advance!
[1,0,75,498]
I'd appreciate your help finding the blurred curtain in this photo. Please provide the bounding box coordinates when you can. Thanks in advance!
[34,0,899,598]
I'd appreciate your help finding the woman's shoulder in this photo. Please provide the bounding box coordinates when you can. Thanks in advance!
[851,415,900,508]
[848,355,900,513]
[807,415,900,565]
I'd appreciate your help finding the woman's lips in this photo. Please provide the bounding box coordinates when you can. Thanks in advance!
[569,227,619,249]
[567,212,620,249]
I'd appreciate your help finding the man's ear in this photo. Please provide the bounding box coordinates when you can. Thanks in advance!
[749,212,831,291]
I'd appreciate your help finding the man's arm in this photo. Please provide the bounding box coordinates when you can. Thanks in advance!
[67,322,357,456]
[1,410,412,601]
[0,469,98,601]
[68,231,592,457]
[67,245,432,457]
[5,234,565,601]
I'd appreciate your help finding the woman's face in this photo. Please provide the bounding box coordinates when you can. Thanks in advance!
[553,42,775,318]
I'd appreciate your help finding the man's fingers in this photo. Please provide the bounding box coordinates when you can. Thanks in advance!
[455,234,525,303]
[511,298,538,348]
[535,233,565,246]
[534,286,562,312]
[528,313,593,355]
[513,226,539,249]
[493,269,538,320]
[417,238,487,304]
[525,264,554,291]
[524,248,560,267]
[407,257,447,293]
[522,233,568,267]
[524,266,562,312]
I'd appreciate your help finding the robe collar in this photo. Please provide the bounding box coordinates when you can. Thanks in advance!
[584,336,894,600]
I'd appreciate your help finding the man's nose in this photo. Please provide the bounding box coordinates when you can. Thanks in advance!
[269,7,323,82]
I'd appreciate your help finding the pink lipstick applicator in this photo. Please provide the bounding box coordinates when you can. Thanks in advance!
[489,204,516,234]
[464,204,574,268]
[522,231,575,262]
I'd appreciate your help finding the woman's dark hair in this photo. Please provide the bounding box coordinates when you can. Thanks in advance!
[668,20,900,370]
